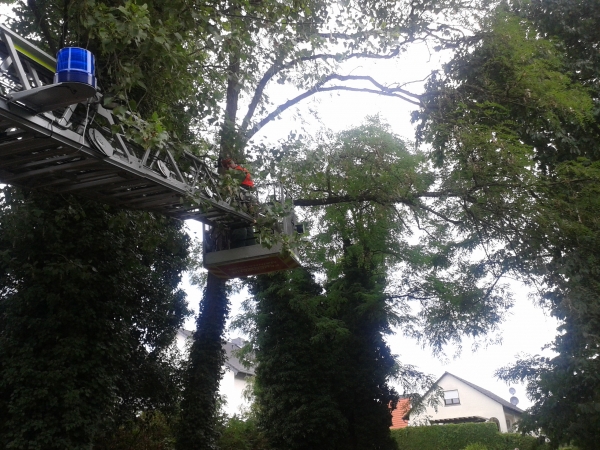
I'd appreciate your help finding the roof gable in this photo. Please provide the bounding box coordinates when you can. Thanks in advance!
[439,372,523,414]
[223,340,255,376]
[177,330,255,376]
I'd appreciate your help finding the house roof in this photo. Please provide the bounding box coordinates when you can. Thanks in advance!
[223,339,255,376]
[177,330,255,376]
[391,398,411,429]
[441,372,523,414]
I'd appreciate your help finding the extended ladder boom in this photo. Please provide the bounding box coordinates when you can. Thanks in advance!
[0,24,253,228]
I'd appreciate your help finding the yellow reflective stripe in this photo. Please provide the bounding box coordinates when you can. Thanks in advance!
[14,44,55,72]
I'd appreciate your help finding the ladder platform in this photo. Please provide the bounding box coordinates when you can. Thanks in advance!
[204,242,301,279]
[0,21,254,229]
[8,82,98,112]
[0,108,253,227]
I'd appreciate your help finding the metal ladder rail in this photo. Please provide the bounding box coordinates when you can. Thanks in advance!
[0,101,252,227]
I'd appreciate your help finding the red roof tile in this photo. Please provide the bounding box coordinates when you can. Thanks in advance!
[391,398,410,429]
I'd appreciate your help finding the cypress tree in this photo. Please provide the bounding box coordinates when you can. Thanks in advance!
[0,188,190,449]
[176,275,230,450]
[248,257,398,450]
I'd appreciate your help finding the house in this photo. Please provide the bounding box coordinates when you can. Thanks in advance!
[176,330,255,416]
[408,372,523,433]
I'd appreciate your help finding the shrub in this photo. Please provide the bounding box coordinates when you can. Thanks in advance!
[392,422,549,450]
[463,444,489,450]
[94,411,176,450]
[217,416,270,450]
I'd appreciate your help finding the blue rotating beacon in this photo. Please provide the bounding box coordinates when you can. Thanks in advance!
[54,47,97,88]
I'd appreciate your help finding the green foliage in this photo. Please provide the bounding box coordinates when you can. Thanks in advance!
[323,250,400,450]
[414,3,600,448]
[462,444,488,450]
[4,0,210,148]
[0,188,190,449]
[175,274,230,450]
[392,423,548,450]
[246,269,349,450]
[241,265,403,450]
[284,117,429,264]
[239,120,461,448]
[93,411,176,450]
[417,11,594,170]
[276,118,515,355]
[217,416,270,450]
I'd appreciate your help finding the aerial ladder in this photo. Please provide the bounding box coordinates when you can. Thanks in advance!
[0,24,300,278]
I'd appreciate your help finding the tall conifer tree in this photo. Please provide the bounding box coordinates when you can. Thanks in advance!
[0,189,190,449]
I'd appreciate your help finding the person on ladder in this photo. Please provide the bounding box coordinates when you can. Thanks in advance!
[221,158,257,248]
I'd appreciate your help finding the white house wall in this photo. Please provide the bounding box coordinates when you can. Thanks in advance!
[175,330,251,417]
[220,369,251,416]
[411,373,509,432]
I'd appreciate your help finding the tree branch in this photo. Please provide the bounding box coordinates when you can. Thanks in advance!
[240,41,419,135]
[293,190,465,227]
[327,74,422,100]
[406,200,463,225]
[245,76,421,140]
[27,0,58,54]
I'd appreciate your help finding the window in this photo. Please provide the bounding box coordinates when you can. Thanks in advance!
[444,390,460,405]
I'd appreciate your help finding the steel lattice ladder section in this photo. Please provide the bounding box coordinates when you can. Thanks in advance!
[0,24,253,229]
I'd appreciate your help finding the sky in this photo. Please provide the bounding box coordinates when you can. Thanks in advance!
[0,6,559,411]
[183,42,560,411]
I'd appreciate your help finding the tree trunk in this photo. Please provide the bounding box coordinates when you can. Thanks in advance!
[177,11,242,447]
[176,272,230,450]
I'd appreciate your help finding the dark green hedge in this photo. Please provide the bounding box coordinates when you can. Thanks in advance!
[392,423,548,450]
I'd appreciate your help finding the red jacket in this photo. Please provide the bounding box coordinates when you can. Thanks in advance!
[232,164,254,189]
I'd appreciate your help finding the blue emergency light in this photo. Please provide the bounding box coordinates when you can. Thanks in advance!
[54,47,97,88]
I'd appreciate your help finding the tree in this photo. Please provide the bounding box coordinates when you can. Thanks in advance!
[411,4,600,447]
[284,118,515,352]
[175,1,487,447]
[246,269,343,450]
[244,262,401,450]
[495,157,600,450]
[175,275,230,449]
[0,188,190,449]
[323,249,400,450]
[0,2,199,447]
[233,119,510,449]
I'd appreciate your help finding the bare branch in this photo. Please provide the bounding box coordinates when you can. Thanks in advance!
[326,74,422,100]
[245,75,421,139]
[240,40,419,135]
[393,71,437,89]
[240,56,285,136]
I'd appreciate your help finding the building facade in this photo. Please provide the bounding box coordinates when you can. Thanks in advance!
[176,330,254,416]
[408,372,523,433]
